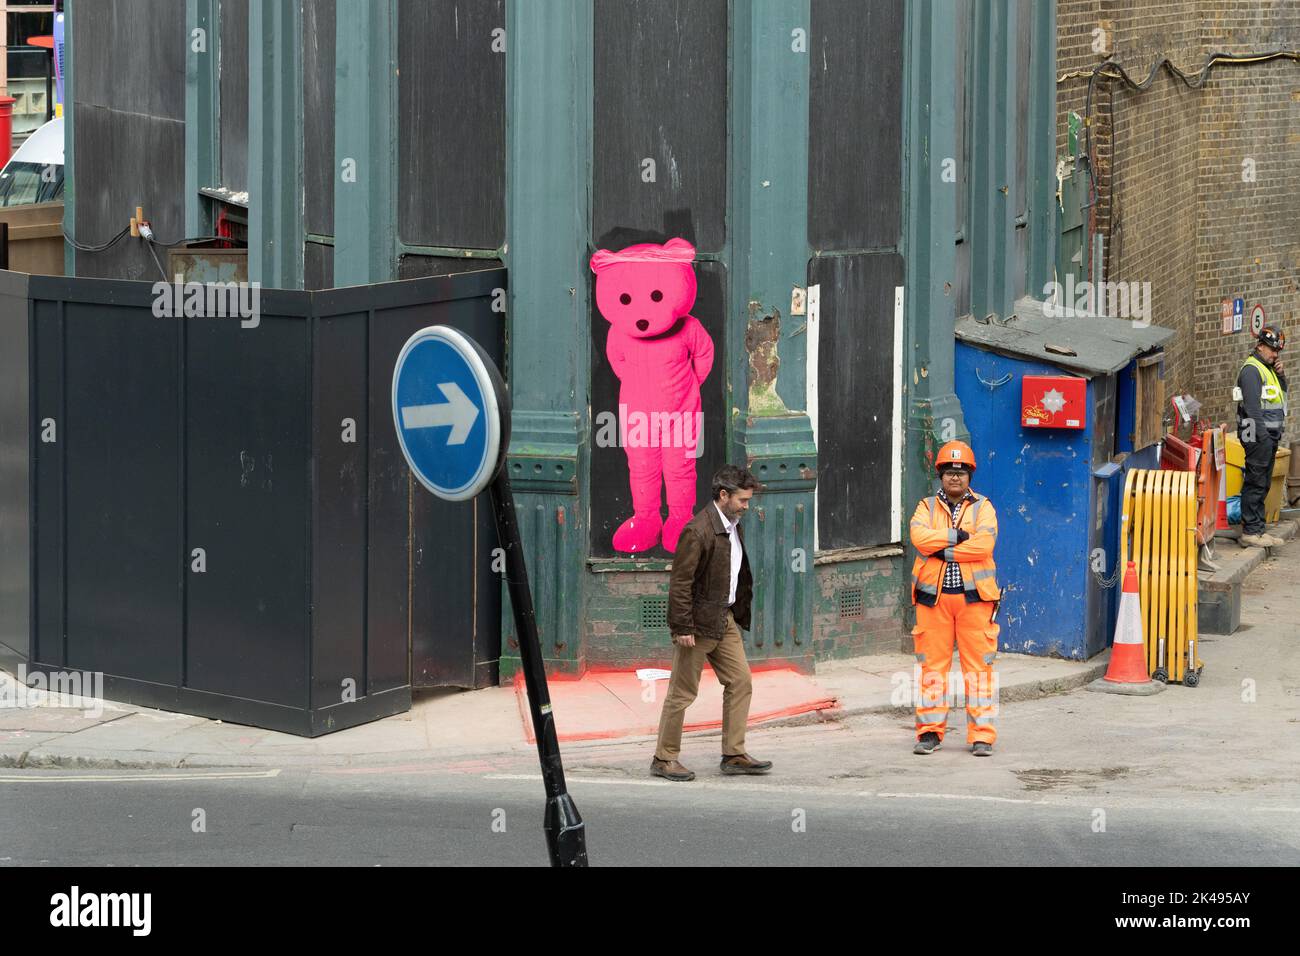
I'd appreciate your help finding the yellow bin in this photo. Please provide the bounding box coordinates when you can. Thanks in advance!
[1225,432,1245,498]
[1268,446,1291,522]
[1225,431,1291,520]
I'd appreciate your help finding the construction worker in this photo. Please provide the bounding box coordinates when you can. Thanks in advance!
[1237,325,1288,548]
[909,440,1001,756]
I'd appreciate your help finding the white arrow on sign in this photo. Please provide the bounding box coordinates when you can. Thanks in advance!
[400,382,479,445]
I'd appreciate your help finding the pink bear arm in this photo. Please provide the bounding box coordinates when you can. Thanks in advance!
[606,326,629,381]
[683,315,714,384]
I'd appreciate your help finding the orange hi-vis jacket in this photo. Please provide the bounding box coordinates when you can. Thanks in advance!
[909,491,1001,606]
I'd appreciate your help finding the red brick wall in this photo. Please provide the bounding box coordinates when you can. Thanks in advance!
[1056,0,1299,429]
[1193,1,1300,428]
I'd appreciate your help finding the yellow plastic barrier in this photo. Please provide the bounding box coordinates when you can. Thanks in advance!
[1119,468,1202,686]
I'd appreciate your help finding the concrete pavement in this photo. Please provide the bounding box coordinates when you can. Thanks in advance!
[2,518,1293,774]
[0,649,1104,770]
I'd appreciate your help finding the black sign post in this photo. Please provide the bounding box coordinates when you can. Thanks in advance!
[392,324,587,867]
[489,475,588,866]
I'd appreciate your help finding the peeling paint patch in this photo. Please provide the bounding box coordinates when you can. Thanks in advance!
[745,306,788,415]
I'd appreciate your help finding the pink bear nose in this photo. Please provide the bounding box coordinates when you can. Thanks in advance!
[636,319,649,332]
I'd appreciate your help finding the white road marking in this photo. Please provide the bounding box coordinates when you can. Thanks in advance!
[485,773,1300,816]
[488,773,670,788]
[488,773,1057,802]
[0,769,282,784]
[872,791,1043,805]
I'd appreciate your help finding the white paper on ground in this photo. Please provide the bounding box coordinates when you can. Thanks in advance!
[635,668,672,681]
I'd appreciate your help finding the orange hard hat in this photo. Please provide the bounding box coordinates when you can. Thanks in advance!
[936,440,976,473]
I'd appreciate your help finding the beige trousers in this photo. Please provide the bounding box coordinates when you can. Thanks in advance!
[654,610,753,761]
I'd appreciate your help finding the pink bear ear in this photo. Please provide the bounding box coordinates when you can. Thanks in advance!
[662,238,696,261]
[589,249,616,274]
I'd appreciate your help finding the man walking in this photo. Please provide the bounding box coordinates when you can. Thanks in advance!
[909,441,1001,756]
[1237,325,1288,549]
[651,464,772,781]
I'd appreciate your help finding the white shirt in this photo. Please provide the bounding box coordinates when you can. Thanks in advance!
[714,502,742,606]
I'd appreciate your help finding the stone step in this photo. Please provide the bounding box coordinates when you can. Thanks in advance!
[1198,519,1296,634]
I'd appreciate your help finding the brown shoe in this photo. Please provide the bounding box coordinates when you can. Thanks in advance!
[650,758,695,782]
[720,753,773,775]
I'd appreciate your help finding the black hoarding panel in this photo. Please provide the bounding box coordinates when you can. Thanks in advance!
[811,252,904,549]
[365,282,505,691]
[808,0,904,252]
[32,299,64,666]
[8,273,501,732]
[409,298,502,687]
[367,308,421,694]
[397,0,506,249]
[589,260,727,558]
[219,0,250,194]
[185,313,309,709]
[0,278,30,665]
[303,0,336,239]
[63,304,181,684]
[593,0,728,253]
[310,309,367,710]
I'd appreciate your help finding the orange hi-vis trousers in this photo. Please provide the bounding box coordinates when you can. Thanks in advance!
[913,592,1000,745]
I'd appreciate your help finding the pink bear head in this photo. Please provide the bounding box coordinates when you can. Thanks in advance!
[590,237,697,339]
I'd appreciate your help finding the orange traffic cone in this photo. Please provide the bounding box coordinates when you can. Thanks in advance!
[1215,464,1230,530]
[1086,562,1166,696]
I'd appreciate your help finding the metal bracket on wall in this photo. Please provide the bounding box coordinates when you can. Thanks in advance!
[505,454,577,494]
[745,456,817,492]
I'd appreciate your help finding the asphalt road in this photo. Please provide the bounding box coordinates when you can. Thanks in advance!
[1,759,1296,866]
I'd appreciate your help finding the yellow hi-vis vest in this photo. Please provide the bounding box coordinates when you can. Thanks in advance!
[909,492,1000,606]
[1242,355,1287,434]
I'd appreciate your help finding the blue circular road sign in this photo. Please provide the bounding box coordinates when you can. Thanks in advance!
[392,325,506,502]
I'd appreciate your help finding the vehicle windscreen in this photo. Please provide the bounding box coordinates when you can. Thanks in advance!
[0,161,64,206]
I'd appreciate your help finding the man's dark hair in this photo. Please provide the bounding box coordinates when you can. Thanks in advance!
[711,464,760,501]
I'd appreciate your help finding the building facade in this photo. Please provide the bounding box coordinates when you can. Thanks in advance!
[62,0,1057,679]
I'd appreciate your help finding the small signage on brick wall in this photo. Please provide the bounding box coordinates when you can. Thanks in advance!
[1221,298,1233,335]
[1233,297,1244,333]
[1250,303,1265,336]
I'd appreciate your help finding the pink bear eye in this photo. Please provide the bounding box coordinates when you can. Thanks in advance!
[651,290,663,302]
[619,293,631,305]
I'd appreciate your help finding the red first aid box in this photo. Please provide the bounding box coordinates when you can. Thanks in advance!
[1021,375,1086,429]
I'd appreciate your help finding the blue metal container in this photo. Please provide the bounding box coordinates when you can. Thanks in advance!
[951,304,1171,659]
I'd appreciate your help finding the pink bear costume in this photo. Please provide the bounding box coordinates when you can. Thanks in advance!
[591,238,715,553]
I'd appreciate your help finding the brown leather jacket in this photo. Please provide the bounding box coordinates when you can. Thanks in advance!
[668,503,753,641]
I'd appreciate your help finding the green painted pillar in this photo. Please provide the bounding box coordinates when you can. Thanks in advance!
[901,0,965,524]
[1027,0,1058,295]
[729,0,816,668]
[247,0,304,288]
[498,0,592,677]
[333,0,397,286]
[185,0,218,242]
[62,0,76,275]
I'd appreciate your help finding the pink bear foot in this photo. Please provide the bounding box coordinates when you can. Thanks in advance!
[661,511,693,553]
[612,512,663,554]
